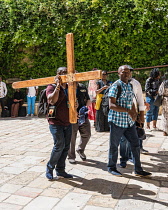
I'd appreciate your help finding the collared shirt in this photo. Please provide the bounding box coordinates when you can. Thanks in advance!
[108,79,134,128]
[0,81,7,98]
[130,78,145,111]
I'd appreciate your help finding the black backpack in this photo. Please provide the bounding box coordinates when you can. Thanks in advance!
[101,81,132,116]
[37,88,48,118]
[38,84,57,118]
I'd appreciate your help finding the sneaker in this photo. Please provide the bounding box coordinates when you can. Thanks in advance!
[26,114,30,117]
[31,114,34,117]
[152,127,159,131]
[146,128,152,132]
[46,167,53,180]
[140,148,149,154]
[128,158,133,163]
[119,162,127,168]
[56,171,73,179]
[108,168,122,176]
[69,159,76,164]
[135,170,152,177]
[76,150,86,160]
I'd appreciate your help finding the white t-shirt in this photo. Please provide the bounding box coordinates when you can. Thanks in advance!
[0,81,7,98]
[130,78,145,111]
[27,86,38,97]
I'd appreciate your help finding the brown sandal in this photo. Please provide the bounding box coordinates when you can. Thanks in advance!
[163,132,168,136]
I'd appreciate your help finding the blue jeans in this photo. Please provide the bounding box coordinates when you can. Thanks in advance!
[108,122,143,172]
[27,96,36,114]
[47,124,72,173]
[146,96,159,122]
[120,135,143,164]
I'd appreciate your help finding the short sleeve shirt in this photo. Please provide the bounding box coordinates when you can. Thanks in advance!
[108,79,135,128]
[27,86,38,97]
[46,84,70,126]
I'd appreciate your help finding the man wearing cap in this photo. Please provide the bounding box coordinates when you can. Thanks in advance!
[119,65,149,169]
[107,65,152,177]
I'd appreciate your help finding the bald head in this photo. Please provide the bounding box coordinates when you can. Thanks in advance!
[118,65,131,83]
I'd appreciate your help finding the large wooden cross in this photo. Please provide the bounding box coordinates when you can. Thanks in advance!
[12,33,102,123]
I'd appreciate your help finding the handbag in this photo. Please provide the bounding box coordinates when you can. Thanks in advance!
[136,126,146,140]
[95,94,103,110]
[153,94,163,107]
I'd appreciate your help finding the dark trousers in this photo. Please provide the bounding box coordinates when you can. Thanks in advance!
[68,118,91,159]
[120,135,143,164]
[47,124,72,173]
[108,122,143,172]
[0,97,5,117]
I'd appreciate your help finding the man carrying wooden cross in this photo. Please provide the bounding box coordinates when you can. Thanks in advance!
[46,66,73,180]
[12,33,102,180]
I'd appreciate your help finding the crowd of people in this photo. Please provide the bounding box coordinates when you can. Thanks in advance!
[44,65,168,180]
[1,65,168,180]
[0,76,38,118]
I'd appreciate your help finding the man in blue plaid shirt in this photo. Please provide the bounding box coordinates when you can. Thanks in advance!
[107,65,152,177]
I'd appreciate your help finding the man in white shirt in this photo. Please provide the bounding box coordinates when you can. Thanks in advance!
[26,82,38,117]
[119,65,148,168]
[0,76,7,117]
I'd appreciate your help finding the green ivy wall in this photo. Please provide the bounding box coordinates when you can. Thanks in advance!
[0,0,168,84]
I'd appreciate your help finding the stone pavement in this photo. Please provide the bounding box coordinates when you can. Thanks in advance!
[0,116,168,210]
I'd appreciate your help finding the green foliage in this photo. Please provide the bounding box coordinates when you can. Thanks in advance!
[0,0,168,89]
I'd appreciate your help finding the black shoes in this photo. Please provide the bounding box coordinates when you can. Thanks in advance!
[119,162,127,168]
[46,167,73,180]
[108,168,122,176]
[56,171,73,179]
[140,148,149,154]
[76,150,86,160]
[135,170,152,177]
[46,167,53,180]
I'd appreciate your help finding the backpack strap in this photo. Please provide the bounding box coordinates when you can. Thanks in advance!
[116,81,133,100]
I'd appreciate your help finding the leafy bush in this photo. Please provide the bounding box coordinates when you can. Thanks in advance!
[0,0,168,89]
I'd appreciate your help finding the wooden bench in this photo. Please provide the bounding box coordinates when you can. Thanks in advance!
[22,102,39,116]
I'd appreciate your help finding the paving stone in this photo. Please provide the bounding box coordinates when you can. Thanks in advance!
[27,177,53,189]
[84,205,113,210]
[41,187,69,198]
[8,171,41,185]
[0,192,10,202]
[153,202,168,210]
[88,195,118,208]
[0,184,23,194]
[52,192,91,210]
[15,187,43,198]
[0,117,168,209]
[115,196,153,210]
[0,203,22,210]
[4,195,32,205]
[23,195,59,210]
[158,192,168,201]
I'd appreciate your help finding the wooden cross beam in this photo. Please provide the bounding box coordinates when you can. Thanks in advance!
[12,33,102,123]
